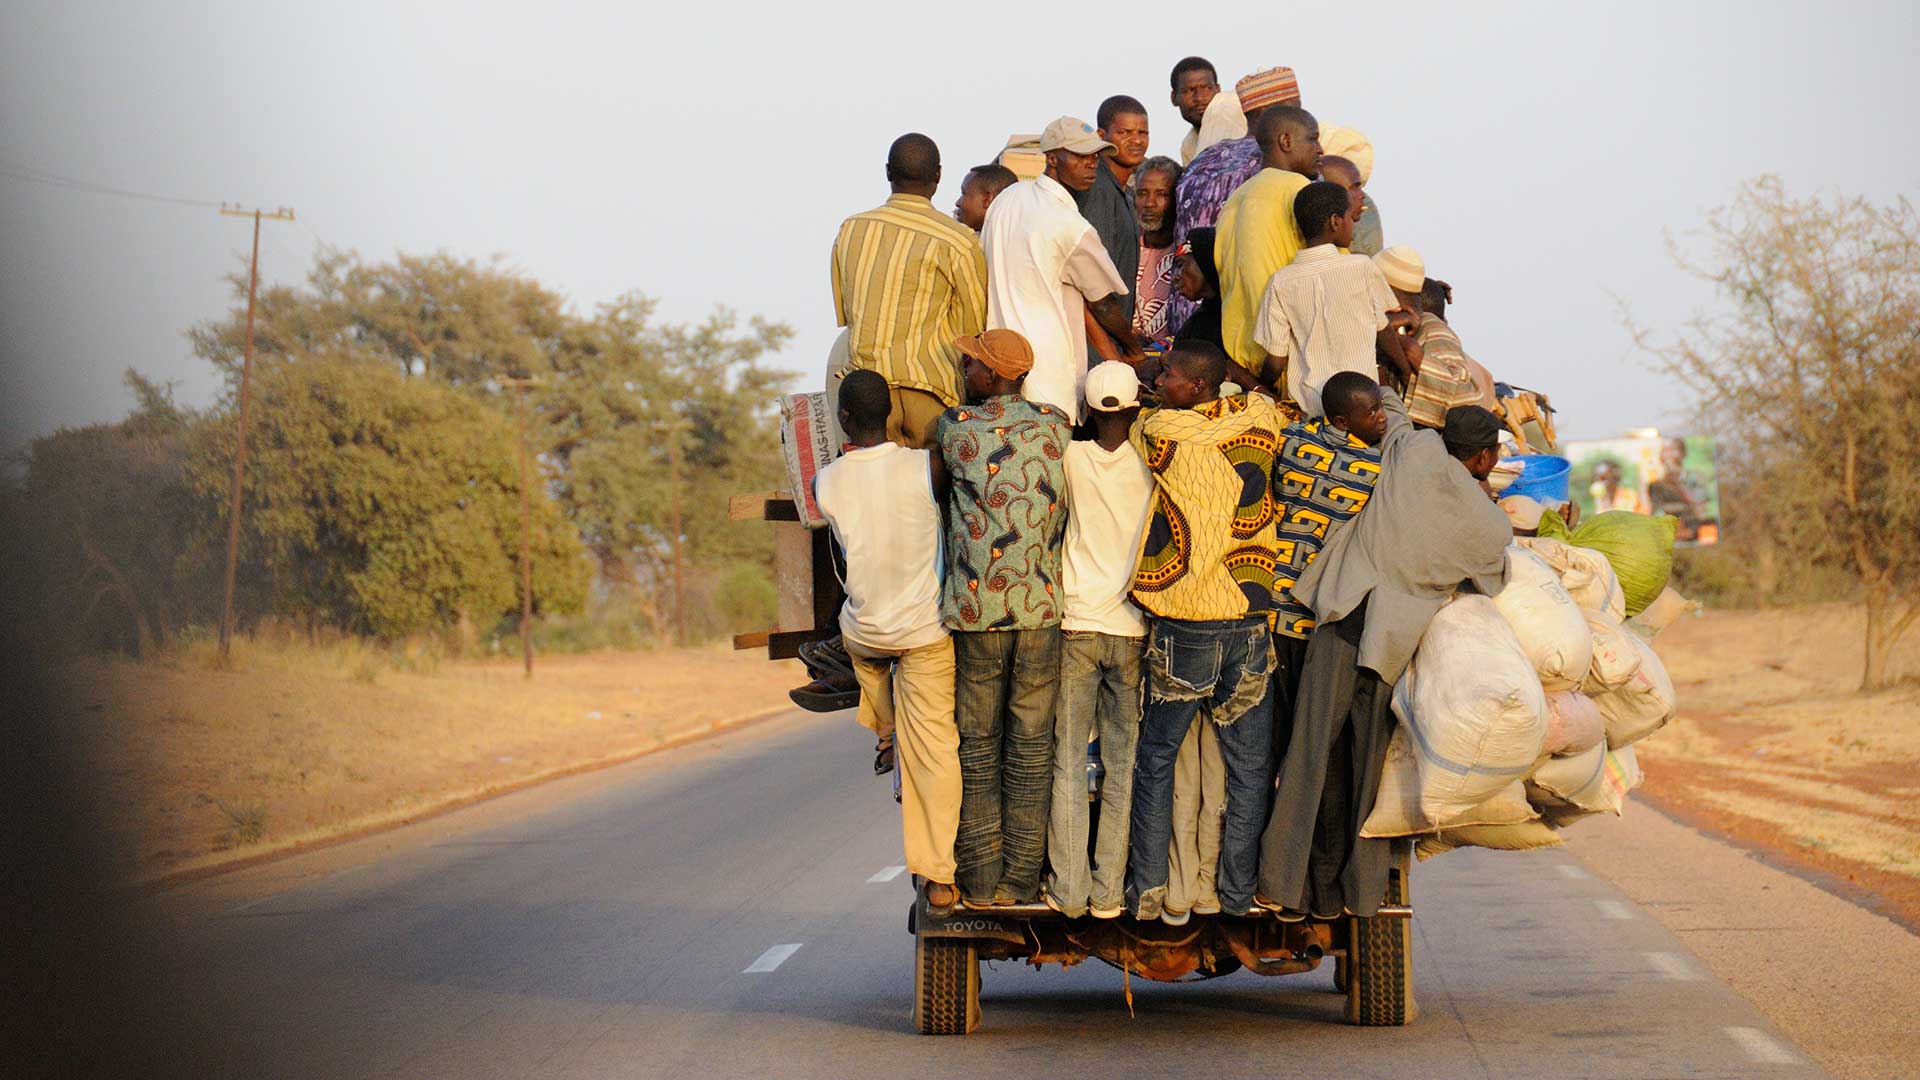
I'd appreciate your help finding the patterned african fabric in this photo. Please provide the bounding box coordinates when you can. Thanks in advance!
[1167,137,1263,338]
[936,396,1072,632]
[1134,241,1178,343]
[831,193,989,407]
[1405,312,1486,428]
[1216,167,1313,380]
[1271,417,1383,638]
[1129,393,1280,622]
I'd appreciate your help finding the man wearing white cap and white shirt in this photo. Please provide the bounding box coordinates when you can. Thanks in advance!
[1044,361,1155,918]
[980,116,1144,422]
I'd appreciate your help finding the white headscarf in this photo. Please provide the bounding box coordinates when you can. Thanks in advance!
[1194,90,1248,158]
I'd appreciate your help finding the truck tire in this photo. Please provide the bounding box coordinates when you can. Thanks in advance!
[1345,843,1416,1026]
[912,931,980,1035]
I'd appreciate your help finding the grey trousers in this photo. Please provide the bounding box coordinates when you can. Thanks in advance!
[954,628,1061,903]
[1256,608,1396,917]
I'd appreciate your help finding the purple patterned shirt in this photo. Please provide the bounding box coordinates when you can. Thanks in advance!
[1168,137,1263,336]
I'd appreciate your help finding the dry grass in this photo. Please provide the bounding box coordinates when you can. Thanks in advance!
[1635,602,1920,907]
[49,635,803,880]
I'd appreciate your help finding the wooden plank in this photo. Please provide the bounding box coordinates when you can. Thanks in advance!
[732,630,772,651]
[768,628,836,660]
[773,521,815,633]
[728,491,779,521]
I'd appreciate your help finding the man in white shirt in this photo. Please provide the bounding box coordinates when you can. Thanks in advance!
[812,370,961,913]
[1044,362,1156,919]
[1253,180,1400,417]
[980,115,1144,421]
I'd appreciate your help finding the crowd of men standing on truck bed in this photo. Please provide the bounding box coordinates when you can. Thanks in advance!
[801,57,1529,923]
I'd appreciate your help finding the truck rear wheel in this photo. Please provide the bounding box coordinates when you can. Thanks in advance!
[912,931,980,1035]
[1345,842,1416,1026]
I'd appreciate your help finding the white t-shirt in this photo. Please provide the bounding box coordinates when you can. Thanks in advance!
[1061,439,1156,637]
[813,443,946,651]
[1251,243,1397,418]
[980,174,1128,423]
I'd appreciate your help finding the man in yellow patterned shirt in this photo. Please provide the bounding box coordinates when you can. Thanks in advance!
[1124,340,1280,920]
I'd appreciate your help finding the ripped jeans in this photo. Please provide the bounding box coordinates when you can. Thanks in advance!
[1126,616,1276,918]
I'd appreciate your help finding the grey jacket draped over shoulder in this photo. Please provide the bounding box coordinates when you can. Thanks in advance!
[1288,387,1510,682]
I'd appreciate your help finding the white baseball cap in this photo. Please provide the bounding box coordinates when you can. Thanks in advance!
[1039,116,1114,156]
[1084,361,1141,412]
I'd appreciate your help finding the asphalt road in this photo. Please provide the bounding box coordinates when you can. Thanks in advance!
[147,708,1828,1079]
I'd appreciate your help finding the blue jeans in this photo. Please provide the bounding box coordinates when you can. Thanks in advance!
[953,628,1061,903]
[1045,630,1144,916]
[1126,617,1275,918]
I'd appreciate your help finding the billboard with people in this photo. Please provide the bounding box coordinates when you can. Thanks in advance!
[1562,435,1720,545]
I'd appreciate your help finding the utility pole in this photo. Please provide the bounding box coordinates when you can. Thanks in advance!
[502,376,542,677]
[668,429,686,646]
[216,204,296,661]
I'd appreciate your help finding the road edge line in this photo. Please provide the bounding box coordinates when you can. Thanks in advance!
[131,704,801,893]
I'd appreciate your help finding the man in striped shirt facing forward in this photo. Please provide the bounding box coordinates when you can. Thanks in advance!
[831,133,989,449]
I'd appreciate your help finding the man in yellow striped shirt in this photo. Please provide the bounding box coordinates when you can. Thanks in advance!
[831,133,989,449]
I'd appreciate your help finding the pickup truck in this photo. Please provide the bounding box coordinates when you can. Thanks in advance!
[730,489,1417,1035]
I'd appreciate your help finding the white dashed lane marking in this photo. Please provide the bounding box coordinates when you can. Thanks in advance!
[867,865,907,883]
[1644,951,1703,980]
[1725,1026,1797,1065]
[1555,864,1589,879]
[744,944,804,974]
[1593,899,1634,920]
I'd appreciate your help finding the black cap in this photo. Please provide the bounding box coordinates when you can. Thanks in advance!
[1442,405,1503,450]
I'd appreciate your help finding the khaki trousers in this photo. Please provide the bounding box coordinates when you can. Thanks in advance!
[885,386,949,451]
[1165,713,1227,915]
[846,636,960,885]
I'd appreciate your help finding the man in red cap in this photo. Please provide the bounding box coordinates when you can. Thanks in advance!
[932,328,1073,908]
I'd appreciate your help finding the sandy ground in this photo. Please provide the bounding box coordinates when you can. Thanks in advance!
[52,639,802,881]
[1630,602,1920,929]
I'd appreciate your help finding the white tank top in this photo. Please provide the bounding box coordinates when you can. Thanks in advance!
[812,443,946,651]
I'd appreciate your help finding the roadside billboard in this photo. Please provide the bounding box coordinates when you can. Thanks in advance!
[1561,434,1721,545]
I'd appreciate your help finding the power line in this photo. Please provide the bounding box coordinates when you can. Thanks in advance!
[0,158,225,210]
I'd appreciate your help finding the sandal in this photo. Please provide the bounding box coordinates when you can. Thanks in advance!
[873,734,896,776]
[788,675,859,713]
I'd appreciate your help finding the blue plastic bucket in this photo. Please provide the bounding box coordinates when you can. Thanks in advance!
[1504,454,1571,503]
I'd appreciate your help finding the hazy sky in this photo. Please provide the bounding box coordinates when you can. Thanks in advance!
[4,1,1917,449]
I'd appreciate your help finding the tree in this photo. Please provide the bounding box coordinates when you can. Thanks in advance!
[184,354,591,640]
[1634,178,1920,689]
[190,251,796,644]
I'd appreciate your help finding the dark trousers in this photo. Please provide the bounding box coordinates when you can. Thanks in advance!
[1126,616,1275,918]
[1256,606,1396,917]
[953,628,1060,902]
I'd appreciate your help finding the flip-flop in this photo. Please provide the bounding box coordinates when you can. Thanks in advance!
[788,679,859,713]
[873,735,895,776]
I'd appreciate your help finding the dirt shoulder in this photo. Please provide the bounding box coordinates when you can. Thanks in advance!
[1627,602,1920,929]
[52,639,803,882]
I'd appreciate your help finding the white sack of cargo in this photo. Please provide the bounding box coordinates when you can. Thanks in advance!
[1517,536,1627,620]
[1594,633,1677,748]
[1626,586,1698,642]
[1581,607,1644,694]
[1416,821,1563,859]
[1542,689,1606,755]
[1361,726,1537,838]
[1393,594,1548,825]
[1491,546,1594,691]
[1530,744,1645,827]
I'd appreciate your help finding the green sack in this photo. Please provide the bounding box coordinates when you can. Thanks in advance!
[1570,512,1678,617]
[1534,505,1573,541]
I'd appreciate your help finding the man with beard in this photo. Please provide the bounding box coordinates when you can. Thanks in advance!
[1133,156,1182,345]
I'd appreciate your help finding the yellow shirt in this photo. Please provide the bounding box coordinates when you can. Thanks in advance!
[831,194,988,406]
[1215,168,1311,380]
